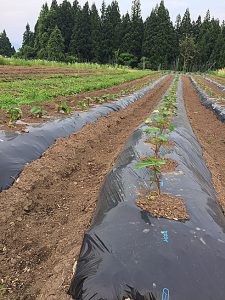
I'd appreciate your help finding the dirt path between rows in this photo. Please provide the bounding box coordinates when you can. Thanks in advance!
[0,65,109,77]
[0,75,173,300]
[183,76,225,215]
[208,75,225,86]
[196,76,225,97]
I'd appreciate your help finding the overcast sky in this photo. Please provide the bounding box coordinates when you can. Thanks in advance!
[1,0,225,49]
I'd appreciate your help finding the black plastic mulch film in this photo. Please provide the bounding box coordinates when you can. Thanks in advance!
[0,75,166,191]
[204,75,225,92]
[68,76,225,300]
[191,76,225,123]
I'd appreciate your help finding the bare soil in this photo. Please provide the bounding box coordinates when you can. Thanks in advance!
[198,76,225,97]
[0,65,109,78]
[183,76,225,214]
[136,191,189,221]
[0,73,161,132]
[161,158,178,173]
[208,74,225,86]
[0,75,173,300]
[194,76,225,105]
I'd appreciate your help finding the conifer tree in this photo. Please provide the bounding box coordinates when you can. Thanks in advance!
[100,2,112,63]
[69,0,81,56]
[142,8,158,68]
[180,9,193,38]
[192,16,202,39]
[34,3,49,57]
[130,0,143,60]
[47,0,60,33]
[120,13,132,53]
[90,4,101,62]
[197,11,220,70]
[210,29,225,69]
[11,0,225,69]
[18,24,35,59]
[76,2,92,61]
[99,1,121,63]
[110,1,121,56]
[58,0,74,52]
[0,30,15,57]
[22,24,34,47]
[47,26,64,61]
[143,1,177,69]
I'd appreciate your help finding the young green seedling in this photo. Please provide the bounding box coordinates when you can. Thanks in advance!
[136,158,166,196]
[7,107,22,125]
[135,75,179,198]
[57,101,72,114]
[77,101,88,111]
[30,106,47,118]
[84,97,94,107]
[144,126,169,158]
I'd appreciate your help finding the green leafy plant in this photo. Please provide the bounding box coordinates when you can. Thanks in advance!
[0,284,6,295]
[136,158,166,196]
[7,107,22,125]
[93,96,105,104]
[30,106,47,118]
[84,97,94,107]
[57,101,72,114]
[135,76,179,197]
[77,101,88,111]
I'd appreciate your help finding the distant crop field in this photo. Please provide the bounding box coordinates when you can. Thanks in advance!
[0,64,155,109]
[0,63,160,130]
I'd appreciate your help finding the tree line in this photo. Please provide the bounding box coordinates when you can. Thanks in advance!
[1,0,225,71]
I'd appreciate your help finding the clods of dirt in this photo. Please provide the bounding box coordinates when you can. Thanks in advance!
[136,191,189,221]
[161,158,178,173]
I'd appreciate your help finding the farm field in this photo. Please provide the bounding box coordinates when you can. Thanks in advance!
[0,68,225,299]
[183,76,225,214]
[0,65,160,131]
[194,75,225,100]
[208,74,225,86]
[1,0,225,297]
[0,69,172,299]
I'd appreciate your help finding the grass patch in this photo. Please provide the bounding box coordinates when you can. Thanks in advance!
[0,56,129,71]
[209,70,225,78]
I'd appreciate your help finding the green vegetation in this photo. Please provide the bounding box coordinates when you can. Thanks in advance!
[30,106,47,117]
[57,101,72,114]
[6,107,22,125]
[210,69,225,78]
[0,56,128,70]
[136,76,179,197]
[0,30,15,57]
[47,26,65,62]
[0,70,154,109]
[0,284,7,295]
[195,77,225,100]
[77,101,88,111]
[2,0,225,71]
[1,0,221,71]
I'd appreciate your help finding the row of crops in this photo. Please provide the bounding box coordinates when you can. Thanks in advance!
[68,75,225,299]
[0,70,225,299]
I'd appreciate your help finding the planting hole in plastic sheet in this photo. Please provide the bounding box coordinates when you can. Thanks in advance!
[68,76,225,300]
[0,76,167,191]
